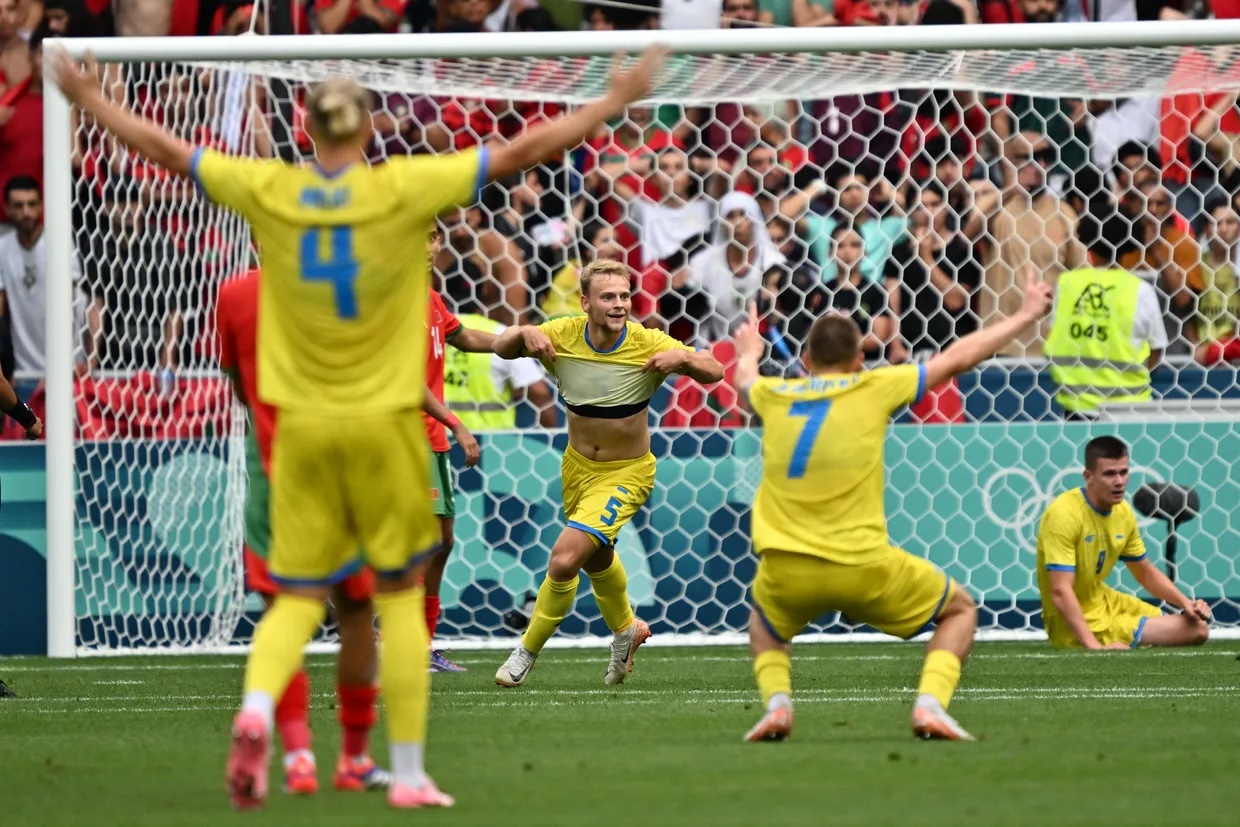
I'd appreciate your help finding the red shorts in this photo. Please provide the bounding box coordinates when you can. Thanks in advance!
[243,547,375,603]
[1199,336,1240,365]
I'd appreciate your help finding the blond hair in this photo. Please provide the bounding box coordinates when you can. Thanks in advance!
[579,259,630,298]
[305,77,370,145]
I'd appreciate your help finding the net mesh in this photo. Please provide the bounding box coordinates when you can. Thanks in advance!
[65,41,1240,652]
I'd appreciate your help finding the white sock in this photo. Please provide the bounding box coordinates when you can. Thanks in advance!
[767,693,792,712]
[390,742,427,788]
[283,749,315,771]
[915,693,941,711]
[241,691,275,731]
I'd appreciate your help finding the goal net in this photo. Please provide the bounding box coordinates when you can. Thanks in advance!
[48,24,1240,654]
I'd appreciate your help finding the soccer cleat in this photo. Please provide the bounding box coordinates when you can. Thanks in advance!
[283,751,318,795]
[226,710,271,810]
[387,777,455,809]
[429,650,468,673]
[604,618,651,686]
[744,706,793,743]
[333,755,392,792]
[911,703,976,741]
[495,646,537,687]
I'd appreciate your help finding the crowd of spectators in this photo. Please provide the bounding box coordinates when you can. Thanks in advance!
[2,0,1240,437]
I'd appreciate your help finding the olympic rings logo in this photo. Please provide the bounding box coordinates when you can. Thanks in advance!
[979,464,1165,535]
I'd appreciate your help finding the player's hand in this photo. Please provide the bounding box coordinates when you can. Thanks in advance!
[1183,599,1212,622]
[733,302,764,361]
[452,424,481,467]
[25,416,43,441]
[1086,640,1129,651]
[1017,265,1054,321]
[606,45,668,108]
[47,46,100,107]
[521,326,556,363]
[642,349,689,376]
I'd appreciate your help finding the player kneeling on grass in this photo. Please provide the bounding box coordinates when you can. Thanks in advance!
[733,271,1053,743]
[1036,436,1211,650]
[492,260,724,687]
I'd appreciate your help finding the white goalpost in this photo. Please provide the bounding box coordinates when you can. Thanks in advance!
[43,21,1240,657]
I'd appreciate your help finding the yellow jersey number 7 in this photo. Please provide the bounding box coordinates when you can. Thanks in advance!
[301,227,360,319]
[787,399,831,479]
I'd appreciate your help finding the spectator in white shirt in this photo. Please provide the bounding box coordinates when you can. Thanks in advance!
[0,176,87,375]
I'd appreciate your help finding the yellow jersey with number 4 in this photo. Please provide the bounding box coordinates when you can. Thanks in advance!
[191,147,487,415]
[747,364,927,563]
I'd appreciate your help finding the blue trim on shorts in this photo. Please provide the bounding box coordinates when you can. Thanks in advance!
[913,363,928,405]
[751,600,790,644]
[473,145,491,201]
[567,520,610,548]
[271,555,364,589]
[910,571,955,639]
[188,146,207,194]
[373,543,443,580]
[1045,564,1076,572]
[1131,615,1150,649]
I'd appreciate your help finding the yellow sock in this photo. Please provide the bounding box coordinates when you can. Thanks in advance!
[753,650,792,707]
[243,594,325,702]
[917,649,962,709]
[587,555,634,633]
[374,587,430,744]
[521,576,578,654]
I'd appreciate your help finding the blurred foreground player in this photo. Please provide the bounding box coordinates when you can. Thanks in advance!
[733,272,1052,743]
[49,42,665,809]
[1036,435,1210,650]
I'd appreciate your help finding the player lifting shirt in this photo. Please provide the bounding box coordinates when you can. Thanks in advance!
[734,271,1053,744]
[492,260,724,687]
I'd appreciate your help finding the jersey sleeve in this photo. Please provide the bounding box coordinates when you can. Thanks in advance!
[443,307,463,340]
[189,148,274,219]
[630,324,695,358]
[536,316,576,354]
[392,148,489,222]
[1039,501,1081,572]
[872,363,927,413]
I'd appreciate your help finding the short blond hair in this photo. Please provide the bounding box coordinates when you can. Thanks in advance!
[579,259,631,298]
[305,77,370,145]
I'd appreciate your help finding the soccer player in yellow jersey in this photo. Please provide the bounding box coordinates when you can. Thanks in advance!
[492,260,723,686]
[733,273,1053,744]
[1036,436,1210,650]
[49,45,665,809]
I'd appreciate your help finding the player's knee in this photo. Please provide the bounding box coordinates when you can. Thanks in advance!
[549,532,596,579]
[1187,619,1209,646]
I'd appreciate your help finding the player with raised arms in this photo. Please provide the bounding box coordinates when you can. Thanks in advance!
[733,272,1052,744]
[491,259,724,687]
[48,44,666,809]
[1036,435,1211,650]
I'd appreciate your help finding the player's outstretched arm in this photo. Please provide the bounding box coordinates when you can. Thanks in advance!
[493,325,555,362]
[1123,558,1212,621]
[47,48,194,178]
[422,387,481,467]
[732,303,764,410]
[484,46,667,183]
[1046,571,1123,650]
[923,267,1053,391]
[450,326,499,354]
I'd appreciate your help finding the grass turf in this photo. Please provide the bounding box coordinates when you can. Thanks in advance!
[0,641,1237,827]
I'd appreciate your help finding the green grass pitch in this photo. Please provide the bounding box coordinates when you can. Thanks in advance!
[1,642,1237,827]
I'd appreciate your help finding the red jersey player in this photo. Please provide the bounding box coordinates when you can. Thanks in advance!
[421,245,496,671]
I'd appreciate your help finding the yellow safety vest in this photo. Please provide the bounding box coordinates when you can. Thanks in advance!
[444,314,515,431]
[1044,267,1152,413]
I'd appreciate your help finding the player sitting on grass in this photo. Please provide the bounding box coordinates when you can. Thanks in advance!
[51,41,664,810]
[218,268,478,791]
[422,232,490,673]
[492,260,723,687]
[733,271,1052,744]
[1036,435,1211,650]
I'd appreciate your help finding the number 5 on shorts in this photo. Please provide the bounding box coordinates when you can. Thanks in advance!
[300,227,359,319]
[787,399,832,479]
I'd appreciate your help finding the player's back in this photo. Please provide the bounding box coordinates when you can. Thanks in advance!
[748,363,926,563]
[191,147,484,416]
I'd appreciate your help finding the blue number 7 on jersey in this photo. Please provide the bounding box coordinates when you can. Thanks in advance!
[300,227,359,319]
[787,399,832,479]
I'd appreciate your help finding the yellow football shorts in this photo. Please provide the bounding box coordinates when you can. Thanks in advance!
[752,547,955,641]
[1045,587,1162,649]
[268,407,439,585]
[561,444,656,548]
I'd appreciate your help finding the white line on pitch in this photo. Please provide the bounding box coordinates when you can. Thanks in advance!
[92,679,145,685]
